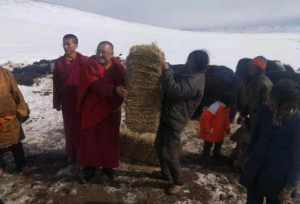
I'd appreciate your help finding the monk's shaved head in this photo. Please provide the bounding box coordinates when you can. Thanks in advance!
[63,34,79,45]
[63,34,78,56]
[98,41,114,50]
[96,41,114,66]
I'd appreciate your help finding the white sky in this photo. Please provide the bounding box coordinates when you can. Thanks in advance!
[38,0,300,29]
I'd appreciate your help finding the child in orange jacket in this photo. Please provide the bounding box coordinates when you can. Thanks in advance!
[199,94,233,160]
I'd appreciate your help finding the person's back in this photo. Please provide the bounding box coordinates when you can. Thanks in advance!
[199,92,233,161]
[241,79,300,204]
[257,112,300,194]
[160,69,205,133]
[245,74,273,114]
[239,56,273,137]
[155,50,208,195]
[200,101,231,143]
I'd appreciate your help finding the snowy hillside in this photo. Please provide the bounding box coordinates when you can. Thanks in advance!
[0,0,300,69]
[184,18,300,33]
[1,1,300,203]
[38,0,300,32]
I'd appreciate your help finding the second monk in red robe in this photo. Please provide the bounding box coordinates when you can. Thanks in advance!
[78,41,127,182]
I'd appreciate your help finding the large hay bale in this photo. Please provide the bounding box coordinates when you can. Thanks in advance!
[122,44,164,165]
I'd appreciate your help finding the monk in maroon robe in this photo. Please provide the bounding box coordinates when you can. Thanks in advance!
[53,34,88,163]
[78,41,127,181]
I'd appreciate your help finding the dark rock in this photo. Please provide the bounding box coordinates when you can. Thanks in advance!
[12,60,54,86]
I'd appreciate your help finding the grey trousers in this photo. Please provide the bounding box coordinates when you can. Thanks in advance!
[155,125,183,185]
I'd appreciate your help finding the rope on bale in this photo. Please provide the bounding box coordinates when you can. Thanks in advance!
[122,43,164,165]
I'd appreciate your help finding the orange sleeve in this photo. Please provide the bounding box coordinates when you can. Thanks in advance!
[200,111,213,137]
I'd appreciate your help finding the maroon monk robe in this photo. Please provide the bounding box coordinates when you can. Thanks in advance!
[53,52,89,161]
[78,57,125,168]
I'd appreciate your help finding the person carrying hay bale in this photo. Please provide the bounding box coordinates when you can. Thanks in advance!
[155,50,207,195]
[124,44,164,164]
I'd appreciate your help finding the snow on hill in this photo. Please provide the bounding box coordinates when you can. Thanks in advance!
[0,1,299,203]
[37,0,300,32]
[0,0,299,69]
[184,18,300,33]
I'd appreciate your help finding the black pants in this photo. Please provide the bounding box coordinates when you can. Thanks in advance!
[202,141,223,157]
[0,156,5,169]
[0,142,26,171]
[247,188,280,204]
[155,126,183,185]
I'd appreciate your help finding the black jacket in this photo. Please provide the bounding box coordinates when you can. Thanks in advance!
[241,105,300,194]
[159,68,205,134]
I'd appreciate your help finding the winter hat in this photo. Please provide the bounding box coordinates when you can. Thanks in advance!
[186,50,209,72]
[252,56,267,71]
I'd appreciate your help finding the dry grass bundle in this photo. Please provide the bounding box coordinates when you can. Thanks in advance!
[120,130,158,166]
[125,43,164,133]
[122,43,164,165]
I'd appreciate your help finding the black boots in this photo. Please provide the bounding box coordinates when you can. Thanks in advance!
[200,141,225,163]
[102,168,115,181]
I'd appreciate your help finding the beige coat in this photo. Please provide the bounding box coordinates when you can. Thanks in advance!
[0,68,29,148]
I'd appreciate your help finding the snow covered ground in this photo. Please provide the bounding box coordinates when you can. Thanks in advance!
[0,78,246,204]
[0,0,300,203]
[20,77,65,155]
[0,0,300,69]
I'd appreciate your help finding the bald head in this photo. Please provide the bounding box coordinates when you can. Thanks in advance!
[96,41,114,66]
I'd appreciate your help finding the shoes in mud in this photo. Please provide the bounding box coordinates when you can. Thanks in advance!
[151,171,171,181]
[166,184,183,195]
[102,168,115,181]
[212,153,227,160]
[78,168,117,184]
[198,154,210,165]
[56,164,79,177]
[13,166,32,176]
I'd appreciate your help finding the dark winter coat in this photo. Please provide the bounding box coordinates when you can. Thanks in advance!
[235,58,295,83]
[202,66,237,106]
[159,67,205,136]
[235,58,252,82]
[241,105,300,195]
[172,65,239,119]
[239,74,273,116]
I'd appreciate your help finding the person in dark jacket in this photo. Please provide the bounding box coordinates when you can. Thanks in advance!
[240,79,300,204]
[239,56,273,135]
[155,50,207,195]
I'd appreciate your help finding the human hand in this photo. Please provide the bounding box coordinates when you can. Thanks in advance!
[116,86,128,98]
[161,62,169,72]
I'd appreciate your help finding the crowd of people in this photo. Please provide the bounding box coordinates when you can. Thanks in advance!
[0,33,299,203]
